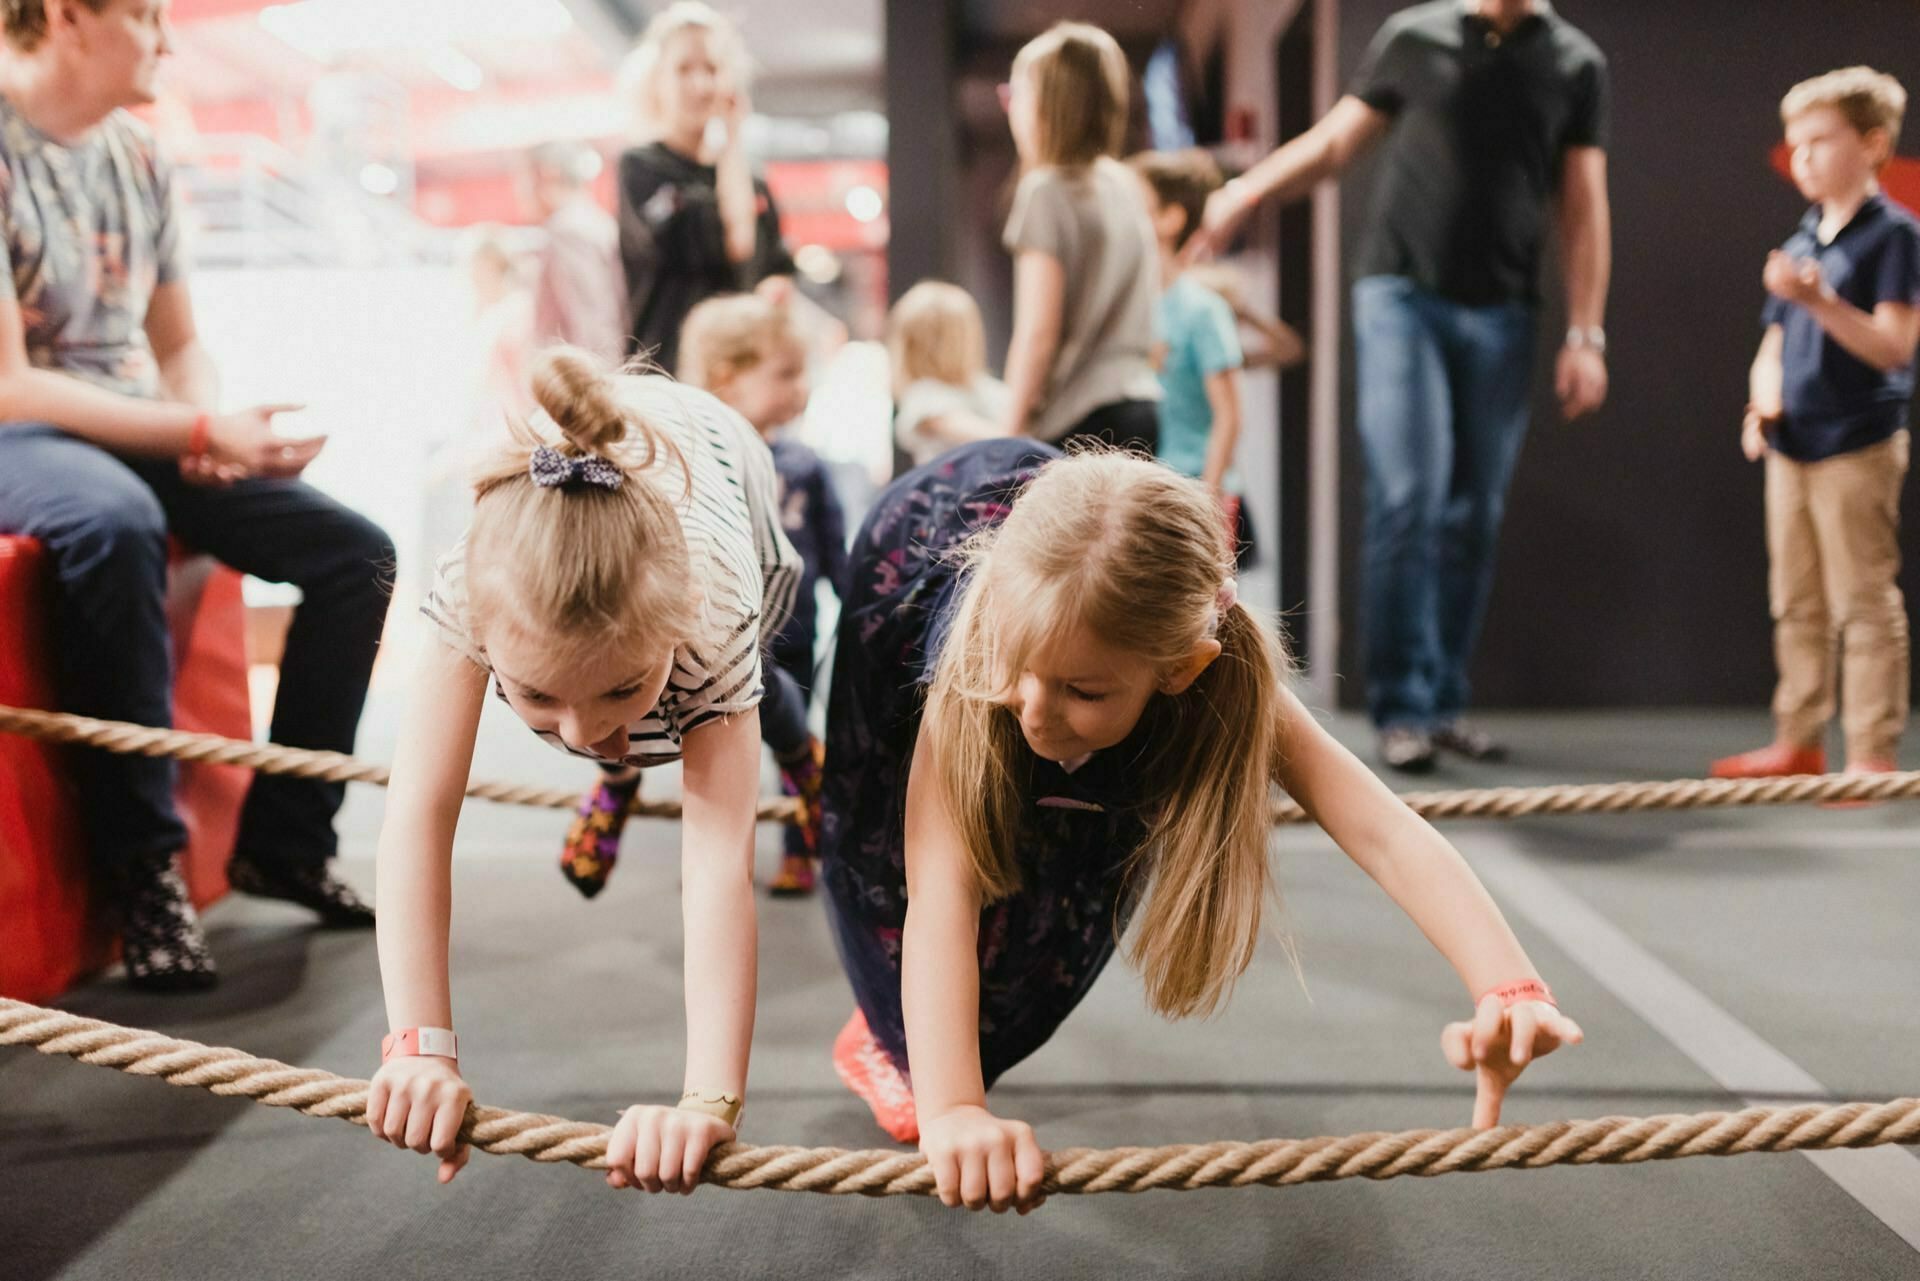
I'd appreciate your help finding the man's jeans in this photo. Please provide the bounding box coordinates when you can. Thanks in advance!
[0,425,394,880]
[1352,276,1536,730]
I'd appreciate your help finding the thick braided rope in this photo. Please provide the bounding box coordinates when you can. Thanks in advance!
[0,705,798,824]
[4,999,1915,1195]
[6,703,1919,826]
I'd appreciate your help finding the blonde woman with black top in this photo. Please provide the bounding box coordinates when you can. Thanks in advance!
[615,2,794,372]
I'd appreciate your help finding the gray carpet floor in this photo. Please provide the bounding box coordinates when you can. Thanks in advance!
[5,708,1917,1280]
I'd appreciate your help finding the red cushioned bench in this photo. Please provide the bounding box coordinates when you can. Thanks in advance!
[0,534,254,1002]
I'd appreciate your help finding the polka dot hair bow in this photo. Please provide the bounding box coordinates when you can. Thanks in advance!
[529,444,623,491]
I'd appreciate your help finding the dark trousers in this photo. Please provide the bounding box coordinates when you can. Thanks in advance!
[759,655,812,758]
[1053,398,1161,458]
[0,426,394,880]
[765,642,818,859]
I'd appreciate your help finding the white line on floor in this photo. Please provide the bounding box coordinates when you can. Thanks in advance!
[1467,835,1920,1253]
[1666,828,1918,851]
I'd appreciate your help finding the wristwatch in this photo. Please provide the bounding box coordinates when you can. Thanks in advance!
[1564,325,1607,355]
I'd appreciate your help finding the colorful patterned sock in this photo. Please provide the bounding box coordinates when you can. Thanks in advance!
[768,851,816,897]
[776,735,826,858]
[560,772,642,899]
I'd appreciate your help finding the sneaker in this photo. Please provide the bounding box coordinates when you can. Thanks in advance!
[777,735,826,858]
[1378,726,1437,774]
[1821,757,1897,810]
[768,852,817,898]
[118,859,218,992]
[1432,721,1508,762]
[1708,741,1826,780]
[559,772,642,900]
[227,856,374,928]
[832,1007,919,1143]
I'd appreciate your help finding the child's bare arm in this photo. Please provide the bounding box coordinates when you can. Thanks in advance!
[677,707,763,1101]
[901,727,1046,1212]
[1000,251,1065,436]
[1765,251,1920,373]
[1199,368,1243,493]
[901,728,987,1118]
[1749,324,1786,416]
[919,408,1008,452]
[1742,326,1786,462]
[1271,684,1581,1125]
[375,640,486,1036]
[1238,309,1307,371]
[1809,296,1920,372]
[368,640,485,1183]
[1273,683,1536,994]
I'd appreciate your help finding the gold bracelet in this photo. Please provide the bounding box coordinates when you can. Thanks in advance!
[676,1088,744,1129]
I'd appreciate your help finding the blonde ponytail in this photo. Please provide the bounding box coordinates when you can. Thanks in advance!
[465,347,699,666]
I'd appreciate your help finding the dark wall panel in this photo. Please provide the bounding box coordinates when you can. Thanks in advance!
[1333,0,1920,708]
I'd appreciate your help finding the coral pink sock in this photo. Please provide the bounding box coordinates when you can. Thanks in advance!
[832,1007,918,1143]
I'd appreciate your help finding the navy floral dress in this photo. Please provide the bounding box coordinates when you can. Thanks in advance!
[820,438,1161,1088]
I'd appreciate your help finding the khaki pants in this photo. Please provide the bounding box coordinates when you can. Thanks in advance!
[1765,429,1910,762]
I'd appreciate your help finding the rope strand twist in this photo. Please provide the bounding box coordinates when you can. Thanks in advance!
[3,1000,1914,1195]
[6,704,1919,825]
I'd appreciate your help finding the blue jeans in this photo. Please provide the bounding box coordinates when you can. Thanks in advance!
[1352,276,1536,730]
[0,425,394,880]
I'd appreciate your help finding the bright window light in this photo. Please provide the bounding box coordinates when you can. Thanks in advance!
[794,244,841,284]
[428,47,485,92]
[844,185,883,223]
[260,0,572,62]
[358,162,400,195]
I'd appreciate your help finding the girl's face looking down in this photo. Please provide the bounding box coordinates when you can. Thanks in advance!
[485,622,675,759]
[1003,624,1213,762]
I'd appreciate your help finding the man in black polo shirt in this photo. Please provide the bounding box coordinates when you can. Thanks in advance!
[1190,0,1611,772]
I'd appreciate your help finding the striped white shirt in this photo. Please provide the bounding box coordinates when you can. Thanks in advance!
[422,375,800,766]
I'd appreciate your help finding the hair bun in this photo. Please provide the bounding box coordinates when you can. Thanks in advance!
[531,346,629,454]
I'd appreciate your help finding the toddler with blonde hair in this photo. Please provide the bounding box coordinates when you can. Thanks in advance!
[887,280,1011,467]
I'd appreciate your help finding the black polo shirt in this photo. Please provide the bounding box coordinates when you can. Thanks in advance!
[1350,0,1608,306]
[1763,193,1920,462]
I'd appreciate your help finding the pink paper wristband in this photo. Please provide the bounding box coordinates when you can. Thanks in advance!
[381,1027,458,1062]
[1480,980,1555,1009]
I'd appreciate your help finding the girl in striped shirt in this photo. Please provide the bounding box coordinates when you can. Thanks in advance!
[368,347,799,1195]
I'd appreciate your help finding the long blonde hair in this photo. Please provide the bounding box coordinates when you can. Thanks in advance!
[677,292,800,390]
[921,451,1291,1020]
[466,347,698,673]
[1012,21,1130,169]
[887,281,988,396]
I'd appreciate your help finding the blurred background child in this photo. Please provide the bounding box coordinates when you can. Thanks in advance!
[681,292,847,894]
[1130,149,1302,567]
[998,22,1162,452]
[887,281,1010,469]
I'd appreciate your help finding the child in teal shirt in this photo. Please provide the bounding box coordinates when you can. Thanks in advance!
[1130,150,1302,560]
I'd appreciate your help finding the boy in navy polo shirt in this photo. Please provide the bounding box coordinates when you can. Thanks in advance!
[1713,68,1920,783]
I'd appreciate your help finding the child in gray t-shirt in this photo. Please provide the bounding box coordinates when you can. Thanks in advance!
[999,23,1162,452]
